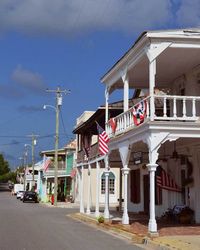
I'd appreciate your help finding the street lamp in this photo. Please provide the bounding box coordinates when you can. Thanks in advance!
[25,139,37,191]
[43,105,56,111]
[18,157,24,185]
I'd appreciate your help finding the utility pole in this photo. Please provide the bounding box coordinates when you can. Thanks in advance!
[27,134,38,191]
[24,149,27,191]
[46,87,70,206]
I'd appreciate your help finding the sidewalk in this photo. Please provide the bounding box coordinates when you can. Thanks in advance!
[41,201,80,209]
[68,212,200,250]
[40,202,200,249]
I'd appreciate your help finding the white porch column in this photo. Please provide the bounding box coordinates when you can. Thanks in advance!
[80,165,84,213]
[95,161,100,217]
[44,177,48,201]
[119,143,131,225]
[121,166,130,224]
[104,155,110,219]
[146,43,171,121]
[121,70,129,112]
[105,87,110,123]
[149,59,156,121]
[86,164,91,214]
[145,132,169,234]
[147,163,158,233]
[37,170,41,194]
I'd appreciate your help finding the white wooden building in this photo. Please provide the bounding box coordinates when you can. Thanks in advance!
[100,28,200,234]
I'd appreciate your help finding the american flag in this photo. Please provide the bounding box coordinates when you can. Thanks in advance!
[25,167,30,175]
[132,100,147,126]
[96,122,109,155]
[43,156,51,172]
[70,169,76,178]
[156,167,181,193]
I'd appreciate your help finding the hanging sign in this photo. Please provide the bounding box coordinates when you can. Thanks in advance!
[133,152,142,165]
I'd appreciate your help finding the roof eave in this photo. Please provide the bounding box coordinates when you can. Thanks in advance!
[101,31,148,84]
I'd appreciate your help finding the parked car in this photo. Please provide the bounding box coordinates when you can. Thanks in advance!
[23,191,38,203]
[16,191,24,199]
[14,184,24,195]
[20,191,25,201]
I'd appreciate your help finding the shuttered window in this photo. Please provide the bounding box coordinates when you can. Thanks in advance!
[101,172,115,194]
[66,154,73,175]
[130,169,140,203]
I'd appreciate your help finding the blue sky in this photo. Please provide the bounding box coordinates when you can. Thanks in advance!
[0,0,199,169]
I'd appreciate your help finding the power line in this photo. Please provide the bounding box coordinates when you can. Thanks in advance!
[60,109,68,136]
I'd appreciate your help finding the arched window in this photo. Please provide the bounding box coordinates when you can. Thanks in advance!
[101,172,115,194]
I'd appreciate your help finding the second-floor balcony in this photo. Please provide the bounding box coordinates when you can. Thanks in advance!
[43,162,67,177]
[106,94,200,139]
[43,169,67,177]
[77,143,99,164]
[26,174,38,181]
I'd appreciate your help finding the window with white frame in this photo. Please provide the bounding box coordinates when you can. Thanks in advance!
[101,172,115,194]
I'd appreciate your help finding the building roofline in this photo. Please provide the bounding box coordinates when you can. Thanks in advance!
[101,28,200,84]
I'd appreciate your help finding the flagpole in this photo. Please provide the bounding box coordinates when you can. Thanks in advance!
[96,121,110,219]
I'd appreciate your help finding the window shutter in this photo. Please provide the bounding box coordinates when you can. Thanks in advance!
[130,169,140,203]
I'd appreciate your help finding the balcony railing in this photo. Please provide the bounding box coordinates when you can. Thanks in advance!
[106,95,200,138]
[46,162,66,170]
[43,169,67,177]
[77,143,99,163]
[43,162,67,177]
[26,175,38,181]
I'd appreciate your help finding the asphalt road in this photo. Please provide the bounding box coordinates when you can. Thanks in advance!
[0,192,143,250]
[0,183,10,192]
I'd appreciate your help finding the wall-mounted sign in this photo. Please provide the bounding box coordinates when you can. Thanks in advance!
[133,152,142,165]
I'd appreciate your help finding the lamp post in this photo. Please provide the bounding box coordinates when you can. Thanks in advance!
[25,138,37,191]
[43,104,58,205]
[18,156,24,186]
[43,103,60,206]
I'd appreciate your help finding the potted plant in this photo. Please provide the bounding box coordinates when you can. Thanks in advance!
[97,215,105,224]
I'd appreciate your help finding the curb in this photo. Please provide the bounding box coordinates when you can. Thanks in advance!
[68,213,150,245]
[68,213,178,249]
[39,202,79,209]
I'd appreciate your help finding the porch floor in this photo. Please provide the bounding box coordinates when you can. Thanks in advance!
[109,211,200,237]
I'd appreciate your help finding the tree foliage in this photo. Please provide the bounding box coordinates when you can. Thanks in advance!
[0,172,17,183]
[0,154,10,175]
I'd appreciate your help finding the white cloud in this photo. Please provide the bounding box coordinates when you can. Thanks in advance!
[12,65,47,93]
[176,0,200,27]
[0,0,172,36]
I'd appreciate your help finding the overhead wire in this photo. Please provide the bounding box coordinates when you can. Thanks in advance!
[60,109,68,137]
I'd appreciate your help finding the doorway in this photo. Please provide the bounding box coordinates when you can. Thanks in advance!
[143,174,149,214]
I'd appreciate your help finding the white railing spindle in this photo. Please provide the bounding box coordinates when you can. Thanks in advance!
[173,97,177,118]
[163,97,167,118]
[146,99,150,118]
[192,98,196,118]
[182,98,186,118]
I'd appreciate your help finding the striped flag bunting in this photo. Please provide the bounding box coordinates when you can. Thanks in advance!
[70,169,76,178]
[108,118,117,133]
[156,166,181,193]
[132,100,147,126]
[25,167,30,175]
[96,122,109,155]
